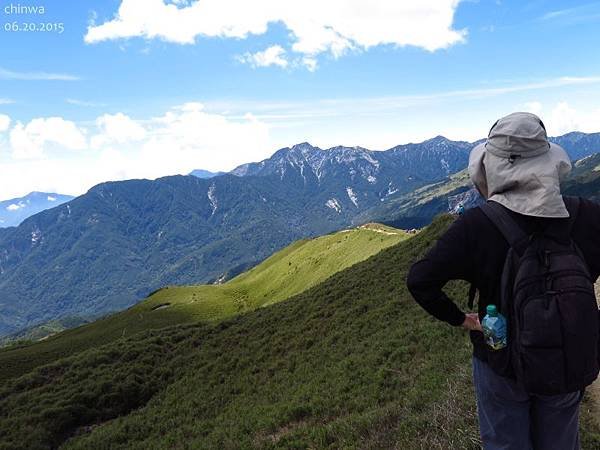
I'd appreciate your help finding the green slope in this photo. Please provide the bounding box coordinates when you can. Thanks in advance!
[0,316,91,347]
[563,152,600,201]
[0,223,408,383]
[147,222,409,318]
[0,215,597,450]
[355,168,474,228]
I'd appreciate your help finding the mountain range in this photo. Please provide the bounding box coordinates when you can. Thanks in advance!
[550,131,600,160]
[0,192,74,228]
[3,132,597,228]
[1,132,599,337]
[360,132,600,228]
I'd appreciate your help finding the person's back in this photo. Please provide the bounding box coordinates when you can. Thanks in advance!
[406,112,600,450]
[420,198,600,361]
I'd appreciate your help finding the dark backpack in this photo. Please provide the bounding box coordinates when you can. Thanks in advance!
[476,196,600,395]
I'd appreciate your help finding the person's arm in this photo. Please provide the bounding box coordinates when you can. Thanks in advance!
[406,213,477,329]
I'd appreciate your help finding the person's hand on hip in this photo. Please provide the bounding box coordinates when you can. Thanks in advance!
[462,313,483,332]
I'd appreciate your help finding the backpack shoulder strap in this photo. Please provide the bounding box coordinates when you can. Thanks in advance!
[479,201,529,255]
[469,201,527,311]
[541,196,581,241]
[562,196,581,232]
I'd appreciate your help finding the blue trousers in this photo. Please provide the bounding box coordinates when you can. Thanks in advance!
[472,356,583,450]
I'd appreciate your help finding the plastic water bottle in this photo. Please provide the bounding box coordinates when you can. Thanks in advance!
[482,304,507,350]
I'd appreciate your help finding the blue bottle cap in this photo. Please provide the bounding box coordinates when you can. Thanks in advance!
[486,304,498,316]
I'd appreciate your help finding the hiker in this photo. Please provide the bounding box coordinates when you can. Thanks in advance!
[456,202,465,216]
[406,112,600,450]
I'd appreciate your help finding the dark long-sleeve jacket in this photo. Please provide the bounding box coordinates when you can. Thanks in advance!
[406,197,600,361]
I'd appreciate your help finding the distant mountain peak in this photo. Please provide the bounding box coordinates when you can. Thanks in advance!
[421,135,470,147]
[287,142,321,159]
[189,169,225,179]
[427,135,450,142]
[0,192,74,228]
[327,144,370,153]
[290,141,315,150]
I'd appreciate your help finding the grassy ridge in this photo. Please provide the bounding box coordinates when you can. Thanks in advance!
[0,216,596,449]
[146,223,408,320]
[0,224,407,383]
[0,216,481,450]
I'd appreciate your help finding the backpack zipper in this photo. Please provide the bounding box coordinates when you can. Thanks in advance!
[514,270,591,291]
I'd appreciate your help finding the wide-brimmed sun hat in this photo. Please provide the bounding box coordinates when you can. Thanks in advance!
[468,112,572,218]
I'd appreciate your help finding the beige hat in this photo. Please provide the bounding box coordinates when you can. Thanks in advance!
[468,112,572,218]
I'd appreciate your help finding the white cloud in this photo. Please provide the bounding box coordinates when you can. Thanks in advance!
[0,103,272,199]
[0,114,10,132]
[301,56,318,72]
[523,101,543,116]
[0,67,79,81]
[539,3,600,24]
[236,48,317,70]
[549,102,579,135]
[4,75,600,199]
[206,76,600,122]
[6,202,24,211]
[237,45,289,69]
[9,117,87,159]
[85,0,466,65]
[519,100,600,136]
[91,112,147,147]
[138,102,270,176]
[547,101,600,136]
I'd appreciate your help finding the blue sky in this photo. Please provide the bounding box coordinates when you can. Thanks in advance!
[1,0,600,198]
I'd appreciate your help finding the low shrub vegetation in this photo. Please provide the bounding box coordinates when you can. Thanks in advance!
[0,215,597,449]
